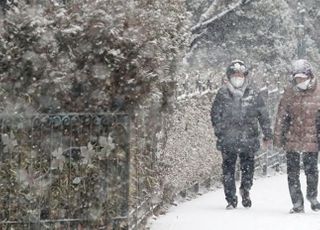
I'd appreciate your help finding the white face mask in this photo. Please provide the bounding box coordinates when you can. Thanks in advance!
[296,79,311,90]
[230,77,245,88]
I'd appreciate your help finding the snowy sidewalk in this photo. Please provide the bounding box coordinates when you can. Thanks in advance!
[149,173,320,230]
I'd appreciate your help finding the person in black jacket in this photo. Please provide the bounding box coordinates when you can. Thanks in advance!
[210,60,272,209]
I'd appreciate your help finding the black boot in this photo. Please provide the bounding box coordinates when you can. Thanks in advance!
[309,198,320,211]
[290,200,304,214]
[311,203,320,211]
[240,189,252,208]
[226,196,238,210]
[289,206,304,214]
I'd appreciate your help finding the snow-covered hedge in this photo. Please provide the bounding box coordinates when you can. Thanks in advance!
[0,1,190,229]
[0,0,189,113]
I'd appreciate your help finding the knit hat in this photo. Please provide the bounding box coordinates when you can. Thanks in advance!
[291,59,313,78]
[226,60,248,78]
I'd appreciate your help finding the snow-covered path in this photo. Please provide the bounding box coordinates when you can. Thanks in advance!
[149,173,320,230]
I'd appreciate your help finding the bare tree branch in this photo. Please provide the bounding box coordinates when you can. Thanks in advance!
[191,0,243,34]
[190,0,256,48]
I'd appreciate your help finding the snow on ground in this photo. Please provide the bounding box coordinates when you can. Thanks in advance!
[149,172,320,230]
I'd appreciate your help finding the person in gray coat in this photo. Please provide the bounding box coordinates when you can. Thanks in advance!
[210,60,272,209]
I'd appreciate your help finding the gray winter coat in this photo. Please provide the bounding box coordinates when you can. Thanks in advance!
[210,83,272,153]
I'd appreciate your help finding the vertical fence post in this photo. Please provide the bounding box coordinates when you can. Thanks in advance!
[263,149,268,176]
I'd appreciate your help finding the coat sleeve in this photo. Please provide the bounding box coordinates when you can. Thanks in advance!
[256,92,273,140]
[210,90,224,138]
[273,90,290,148]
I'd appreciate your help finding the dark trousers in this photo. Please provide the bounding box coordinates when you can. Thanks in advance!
[222,151,255,203]
[286,152,319,206]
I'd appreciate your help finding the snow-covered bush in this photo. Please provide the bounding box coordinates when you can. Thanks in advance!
[0,1,190,229]
[0,0,189,113]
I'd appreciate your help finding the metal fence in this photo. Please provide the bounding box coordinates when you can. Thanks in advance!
[0,113,130,229]
[254,87,286,175]
[0,89,287,229]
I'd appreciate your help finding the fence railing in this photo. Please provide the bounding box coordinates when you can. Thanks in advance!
[255,147,286,175]
[0,86,285,229]
[255,86,286,175]
[0,113,130,229]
